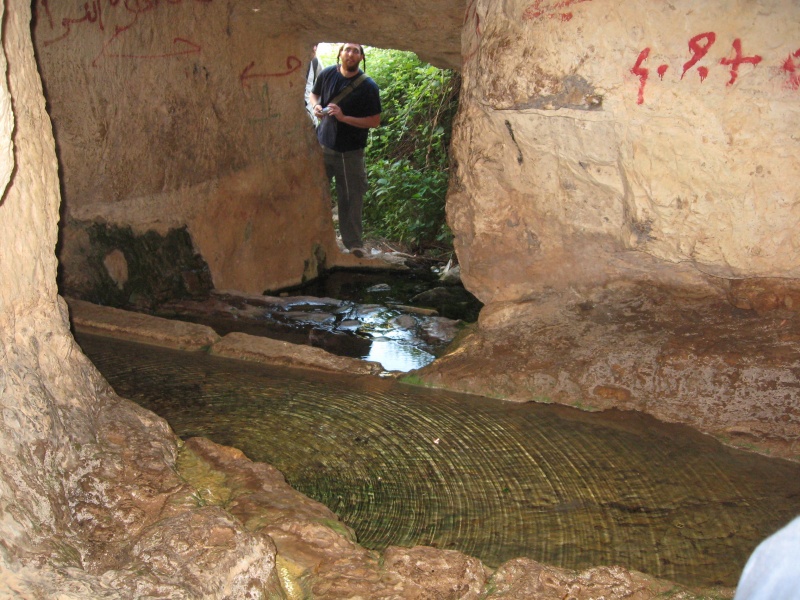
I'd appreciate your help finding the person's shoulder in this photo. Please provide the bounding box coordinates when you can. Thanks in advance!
[364,75,380,90]
[320,65,339,78]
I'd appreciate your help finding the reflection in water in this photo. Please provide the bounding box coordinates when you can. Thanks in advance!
[365,337,435,372]
[77,333,800,588]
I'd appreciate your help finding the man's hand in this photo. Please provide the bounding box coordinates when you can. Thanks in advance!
[326,103,342,119]
[309,93,323,118]
[313,99,380,129]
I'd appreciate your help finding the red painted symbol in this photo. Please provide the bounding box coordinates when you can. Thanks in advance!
[631,47,650,105]
[719,38,762,85]
[781,48,800,90]
[105,37,201,59]
[681,32,716,79]
[240,56,303,87]
[631,33,778,104]
[39,0,213,66]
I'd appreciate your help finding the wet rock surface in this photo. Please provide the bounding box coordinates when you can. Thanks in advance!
[58,292,756,599]
[79,330,800,591]
[59,223,215,311]
[159,427,737,600]
[417,282,800,462]
[149,268,483,372]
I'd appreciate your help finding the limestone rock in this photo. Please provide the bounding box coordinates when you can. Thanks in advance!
[1,3,278,595]
[380,545,489,599]
[486,558,710,599]
[0,0,794,596]
[451,0,800,303]
[32,0,463,298]
[416,282,800,460]
[67,297,221,351]
[210,331,386,375]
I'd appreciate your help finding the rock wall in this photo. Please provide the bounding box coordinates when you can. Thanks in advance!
[29,0,800,305]
[1,2,280,595]
[31,0,463,301]
[33,0,338,296]
[3,5,736,594]
[416,0,800,459]
[1,0,797,594]
[451,0,800,304]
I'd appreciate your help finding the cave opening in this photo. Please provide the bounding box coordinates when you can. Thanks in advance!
[33,23,475,373]
[9,3,797,596]
[305,42,461,264]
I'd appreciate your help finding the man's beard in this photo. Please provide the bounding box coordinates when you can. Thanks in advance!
[343,59,360,74]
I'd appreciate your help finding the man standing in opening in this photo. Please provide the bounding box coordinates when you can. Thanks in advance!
[309,43,381,258]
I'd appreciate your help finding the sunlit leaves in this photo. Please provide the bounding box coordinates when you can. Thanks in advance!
[361,49,460,251]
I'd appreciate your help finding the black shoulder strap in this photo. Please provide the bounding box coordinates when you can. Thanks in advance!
[330,73,368,105]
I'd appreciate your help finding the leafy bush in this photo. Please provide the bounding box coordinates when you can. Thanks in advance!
[363,49,460,251]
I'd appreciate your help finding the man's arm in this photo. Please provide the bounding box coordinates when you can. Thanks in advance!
[326,103,380,129]
[338,112,380,129]
[308,93,322,117]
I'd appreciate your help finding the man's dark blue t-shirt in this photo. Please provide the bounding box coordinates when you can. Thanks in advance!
[312,65,381,153]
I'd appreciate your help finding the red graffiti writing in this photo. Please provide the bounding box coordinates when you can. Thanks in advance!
[631,48,650,105]
[105,37,201,60]
[36,0,55,30]
[632,33,773,104]
[719,38,762,86]
[522,0,593,23]
[37,0,211,66]
[781,48,800,90]
[681,32,716,79]
[40,0,106,46]
[239,56,303,88]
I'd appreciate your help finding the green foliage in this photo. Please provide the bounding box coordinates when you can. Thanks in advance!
[365,157,451,246]
[362,48,460,250]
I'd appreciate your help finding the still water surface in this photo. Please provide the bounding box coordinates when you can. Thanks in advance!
[77,333,800,588]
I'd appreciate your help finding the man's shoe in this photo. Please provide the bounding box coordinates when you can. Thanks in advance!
[350,247,365,258]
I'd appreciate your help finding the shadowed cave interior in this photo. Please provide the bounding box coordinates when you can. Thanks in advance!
[4,0,798,597]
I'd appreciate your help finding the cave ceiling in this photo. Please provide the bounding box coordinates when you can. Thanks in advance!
[250,0,465,70]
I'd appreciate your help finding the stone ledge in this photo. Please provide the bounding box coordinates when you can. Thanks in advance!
[416,283,800,462]
[210,331,385,375]
[66,297,221,351]
[65,297,385,376]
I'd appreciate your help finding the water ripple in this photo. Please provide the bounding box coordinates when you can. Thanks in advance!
[78,333,800,587]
